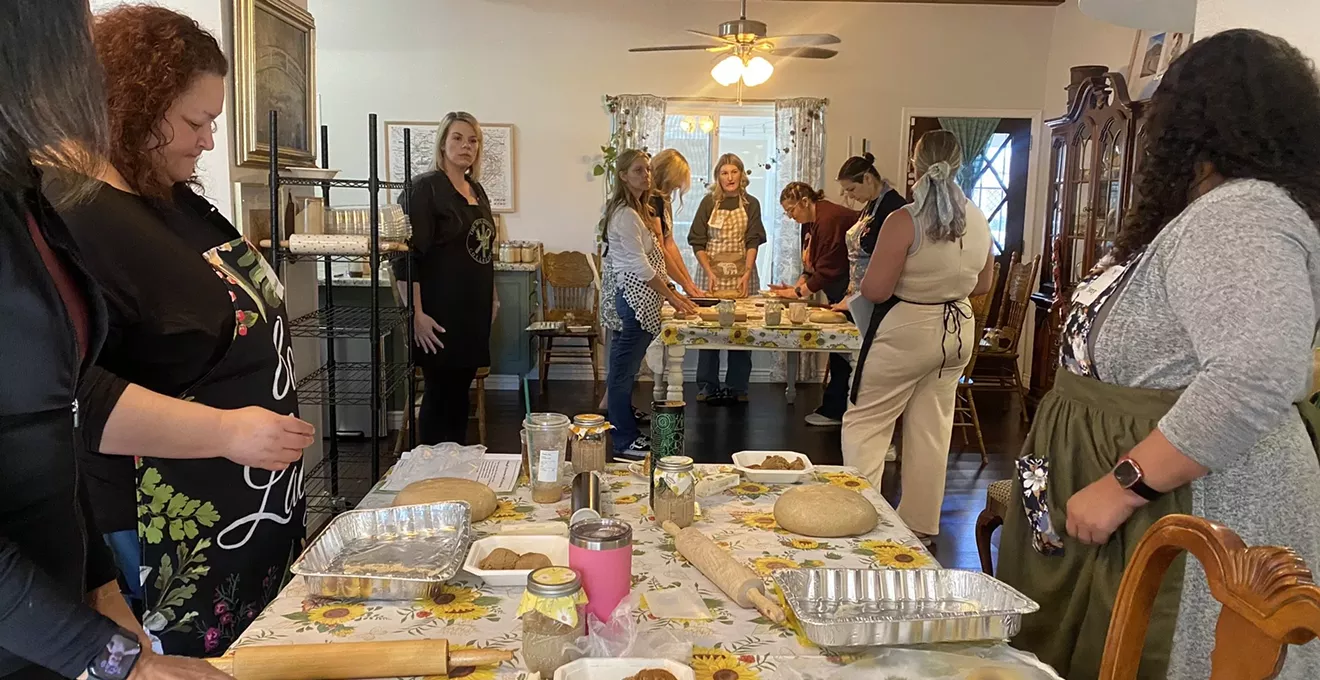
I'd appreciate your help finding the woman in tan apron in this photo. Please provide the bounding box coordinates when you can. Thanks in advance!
[687,153,766,405]
[998,30,1320,680]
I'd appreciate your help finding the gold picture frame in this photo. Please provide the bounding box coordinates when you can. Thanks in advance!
[233,0,317,168]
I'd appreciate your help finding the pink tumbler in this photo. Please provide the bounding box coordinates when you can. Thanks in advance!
[568,518,633,622]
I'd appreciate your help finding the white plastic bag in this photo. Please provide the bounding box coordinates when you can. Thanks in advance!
[570,592,692,663]
[380,442,486,491]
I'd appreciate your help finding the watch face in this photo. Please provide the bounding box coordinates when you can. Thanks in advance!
[91,631,142,680]
[1113,460,1141,488]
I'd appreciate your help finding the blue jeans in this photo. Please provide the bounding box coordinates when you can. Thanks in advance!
[607,291,654,450]
[697,350,752,397]
[105,530,144,604]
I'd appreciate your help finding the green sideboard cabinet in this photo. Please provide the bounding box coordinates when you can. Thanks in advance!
[491,268,536,376]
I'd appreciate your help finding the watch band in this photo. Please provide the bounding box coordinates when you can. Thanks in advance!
[1114,459,1163,501]
[87,628,142,680]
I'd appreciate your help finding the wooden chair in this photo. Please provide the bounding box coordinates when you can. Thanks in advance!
[954,262,1001,465]
[535,251,600,395]
[975,478,1014,574]
[469,367,489,446]
[1099,514,1320,679]
[971,253,1040,425]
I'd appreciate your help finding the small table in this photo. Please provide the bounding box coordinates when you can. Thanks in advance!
[654,301,863,404]
[228,465,1059,679]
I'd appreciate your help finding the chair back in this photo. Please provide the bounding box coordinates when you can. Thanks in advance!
[989,253,1040,353]
[1099,515,1320,680]
[540,251,598,324]
[963,262,1001,378]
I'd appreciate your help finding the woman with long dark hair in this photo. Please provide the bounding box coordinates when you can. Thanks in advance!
[998,30,1320,680]
[0,1,230,678]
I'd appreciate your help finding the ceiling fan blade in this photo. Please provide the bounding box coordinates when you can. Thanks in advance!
[630,44,731,53]
[760,33,841,49]
[686,29,735,44]
[769,47,839,59]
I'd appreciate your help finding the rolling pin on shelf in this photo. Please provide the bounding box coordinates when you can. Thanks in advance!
[205,639,513,680]
[661,520,786,624]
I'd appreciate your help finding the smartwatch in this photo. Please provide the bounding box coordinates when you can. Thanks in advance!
[87,628,142,680]
[1112,458,1163,501]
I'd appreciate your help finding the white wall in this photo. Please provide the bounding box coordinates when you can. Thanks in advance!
[310,0,1057,253]
[1196,0,1320,60]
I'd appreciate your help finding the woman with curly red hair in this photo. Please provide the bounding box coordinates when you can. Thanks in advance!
[51,4,313,658]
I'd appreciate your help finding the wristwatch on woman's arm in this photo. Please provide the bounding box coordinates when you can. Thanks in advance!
[86,628,142,680]
[1113,458,1164,501]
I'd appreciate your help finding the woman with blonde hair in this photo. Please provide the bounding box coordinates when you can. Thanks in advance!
[687,153,766,404]
[602,149,697,456]
[842,130,995,544]
[394,111,498,445]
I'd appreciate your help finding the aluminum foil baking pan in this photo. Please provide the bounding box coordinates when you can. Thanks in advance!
[291,501,473,601]
[773,568,1039,648]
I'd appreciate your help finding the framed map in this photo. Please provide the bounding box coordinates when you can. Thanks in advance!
[384,120,516,212]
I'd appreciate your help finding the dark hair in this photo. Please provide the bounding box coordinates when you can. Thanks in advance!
[1114,29,1320,262]
[95,5,228,199]
[0,0,108,203]
[837,152,880,183]
[780,182,825,203]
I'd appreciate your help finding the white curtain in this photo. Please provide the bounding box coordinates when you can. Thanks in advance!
[607,94,667,159]
[770,97,828,382]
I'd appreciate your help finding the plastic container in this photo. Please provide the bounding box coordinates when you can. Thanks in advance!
[553,658,695,680]
[731,450,816,484]
[568,518,633,623]
[570,414,611,473]
[519,567,587,676]
[524,413,571,504]
[462,535,570,587]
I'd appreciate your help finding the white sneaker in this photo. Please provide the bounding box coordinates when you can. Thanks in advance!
[884,445,898,462]
[804,412,842,427]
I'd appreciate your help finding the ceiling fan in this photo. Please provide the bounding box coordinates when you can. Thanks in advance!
[629,0,841,88]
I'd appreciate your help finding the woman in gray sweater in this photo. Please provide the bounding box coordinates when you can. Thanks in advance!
[999,29,1320,679]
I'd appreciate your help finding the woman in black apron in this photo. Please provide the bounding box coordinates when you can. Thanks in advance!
[57,7,311,656]
[394,112,496,445]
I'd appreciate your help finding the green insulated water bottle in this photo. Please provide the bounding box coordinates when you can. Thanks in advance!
[649,400,685,508]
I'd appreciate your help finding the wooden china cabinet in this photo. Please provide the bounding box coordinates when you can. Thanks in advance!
[1029,71,1148,402]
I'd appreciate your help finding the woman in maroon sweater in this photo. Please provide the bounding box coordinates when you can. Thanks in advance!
[772,182,859,425]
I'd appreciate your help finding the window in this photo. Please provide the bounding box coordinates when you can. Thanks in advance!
[968,132,1012,255]
[663,102,780,285]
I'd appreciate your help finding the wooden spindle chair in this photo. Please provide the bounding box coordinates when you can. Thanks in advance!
[953,262,1001,466]
[535,251,600,394]
[971,252,1040,425]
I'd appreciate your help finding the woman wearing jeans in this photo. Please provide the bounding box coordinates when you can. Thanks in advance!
[600,150,697,457]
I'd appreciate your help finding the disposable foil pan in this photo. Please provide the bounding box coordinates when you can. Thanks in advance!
[773,568,1039,648]
[292,501,473,601]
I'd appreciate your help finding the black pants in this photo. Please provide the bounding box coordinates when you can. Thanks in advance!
[816,277,852,420]
[419,365,478,445]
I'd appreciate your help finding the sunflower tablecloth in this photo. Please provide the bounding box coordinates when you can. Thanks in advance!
[229,465,1059,680]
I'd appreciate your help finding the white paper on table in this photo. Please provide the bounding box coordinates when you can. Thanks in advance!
[476,453,522,493]
[847,292,873,337]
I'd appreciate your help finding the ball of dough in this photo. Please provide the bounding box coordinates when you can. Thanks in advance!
[809,310,848,324]
[514,552,553,570]
[479,547,520,570]
[391,477,498,521]
[774,485,878,538]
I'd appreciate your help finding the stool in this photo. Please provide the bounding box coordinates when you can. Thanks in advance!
[976,479,1014,575]
[470,367,490,446]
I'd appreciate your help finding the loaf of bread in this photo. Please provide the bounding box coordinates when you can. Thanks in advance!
[514,552,553,570]
[479,548,520,570]
[809,310,848,324]
[697,308,748,323]
[774,485,878,537]
[391,477,498,521]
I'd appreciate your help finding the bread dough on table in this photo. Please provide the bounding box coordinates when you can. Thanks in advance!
[514,552,552,570]
[809,310,848,324]
[774,485,879,537]
[479,548,520,570]
[391,477,498,521]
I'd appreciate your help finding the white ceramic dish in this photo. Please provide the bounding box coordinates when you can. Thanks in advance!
[567,325,593,333]
[732,450,815,484]
[282,167,340,181]
[553,658,694,680]
[461,535,570,587]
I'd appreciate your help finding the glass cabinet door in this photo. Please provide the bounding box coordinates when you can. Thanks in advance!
[1069,125,1093,286]
[1094,120,1126,265]
[1042,136,1068,293]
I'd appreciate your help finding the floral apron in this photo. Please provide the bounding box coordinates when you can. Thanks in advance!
[138,236,305,657]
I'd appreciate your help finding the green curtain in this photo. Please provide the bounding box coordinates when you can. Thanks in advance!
[938,117,1001,195]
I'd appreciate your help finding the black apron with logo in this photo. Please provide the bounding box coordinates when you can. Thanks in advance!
[137,236,305,657]
[418,200,495,370]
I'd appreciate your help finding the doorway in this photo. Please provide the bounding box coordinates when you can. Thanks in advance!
[906,116,1032,323]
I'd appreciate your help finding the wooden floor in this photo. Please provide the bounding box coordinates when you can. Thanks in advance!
[480,379,1027,572]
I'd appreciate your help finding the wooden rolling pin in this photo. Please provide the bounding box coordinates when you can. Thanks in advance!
[661,520,786,624]
[205,640,513,680]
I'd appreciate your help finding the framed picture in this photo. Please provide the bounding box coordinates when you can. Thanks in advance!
[233,0,317,168]
[384,120,516,213]
[1128,30,1190,100]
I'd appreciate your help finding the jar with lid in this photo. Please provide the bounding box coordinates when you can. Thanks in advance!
[569,414,611,473]
[499,242,514,263]
[523,413,571,504]
[651,455,696,528]
[518,567,587,677]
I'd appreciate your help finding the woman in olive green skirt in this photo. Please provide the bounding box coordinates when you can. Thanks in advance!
[999,30,1320,680]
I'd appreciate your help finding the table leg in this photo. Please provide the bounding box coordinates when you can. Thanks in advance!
[785,352,799,405]
[653,346,667,402]
[666,345,686,403]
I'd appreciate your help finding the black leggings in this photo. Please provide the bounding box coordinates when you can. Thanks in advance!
[418,365,478,445]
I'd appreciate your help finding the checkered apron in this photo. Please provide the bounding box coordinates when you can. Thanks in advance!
[693,201,759,294]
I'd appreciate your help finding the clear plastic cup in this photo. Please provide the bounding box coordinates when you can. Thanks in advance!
[524,413,571,504]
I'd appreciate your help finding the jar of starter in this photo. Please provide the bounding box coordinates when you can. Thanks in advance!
[651,455,696,528]
[569,414,611,473]
[518,567,587,677]
[524,413,571,504]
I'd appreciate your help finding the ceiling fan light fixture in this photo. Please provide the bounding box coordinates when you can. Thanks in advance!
[711,55,744,86]
[742,56,773,86]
